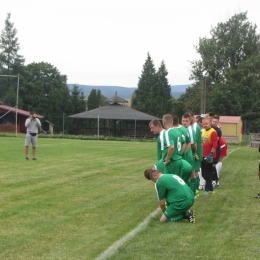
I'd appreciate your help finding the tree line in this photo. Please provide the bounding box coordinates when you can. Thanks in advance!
[0,13,86,134]
[1,12,260,134]
[132,12,260,133]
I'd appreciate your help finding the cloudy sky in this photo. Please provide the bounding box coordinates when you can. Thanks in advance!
[1,0,260,87]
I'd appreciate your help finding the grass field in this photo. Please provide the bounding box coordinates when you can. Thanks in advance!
[0,137,260,260]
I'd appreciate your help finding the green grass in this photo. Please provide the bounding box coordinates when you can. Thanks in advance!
[0,137,259,260]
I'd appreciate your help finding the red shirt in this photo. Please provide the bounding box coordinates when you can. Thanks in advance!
[201,128,218,157]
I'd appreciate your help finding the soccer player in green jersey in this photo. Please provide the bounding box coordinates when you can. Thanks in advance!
[144,169,195,223]
[182,113,198,196]
[162,114,183,176]
[180,114,194,166]
[153,115,192,183]
[149,119,165,161]
[189,111,203,195]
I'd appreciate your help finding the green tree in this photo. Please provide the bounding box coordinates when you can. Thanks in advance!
[132,54,174,118]
[67,85,87,134]
[187,12,260,131]
[175,84,201,118]
[190,12,260,84]
[0,13,25,101]
[153,61,173,117]
[70,84,86,114]
[21,62,78,133]
[99,93,109,107]
[21,62,67,112]
[209,55,260,117]
[132,53,157,115]
[87,89,98,110]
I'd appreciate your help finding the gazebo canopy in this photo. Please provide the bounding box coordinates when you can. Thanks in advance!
[105,91,128,104]
[68,103,160,121]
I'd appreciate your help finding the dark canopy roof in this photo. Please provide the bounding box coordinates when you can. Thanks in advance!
[105,91,128,103]
[68,103,160,121]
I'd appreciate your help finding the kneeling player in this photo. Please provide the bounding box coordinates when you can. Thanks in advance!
[144,169,195,223]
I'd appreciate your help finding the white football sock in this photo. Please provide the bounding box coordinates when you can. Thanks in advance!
[216,162,222,177]
[198,168,205,185]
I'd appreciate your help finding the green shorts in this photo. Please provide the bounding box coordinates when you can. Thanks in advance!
[194,159,201,172]
[155,159,168,173]
[164,196,194,218]
[183,153,194,167]
[181,159,192,184]
[165,159,182,177]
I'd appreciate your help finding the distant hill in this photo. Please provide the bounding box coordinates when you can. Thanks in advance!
[67,84,190,99]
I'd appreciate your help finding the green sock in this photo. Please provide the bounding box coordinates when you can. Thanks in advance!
[166,214,184,222]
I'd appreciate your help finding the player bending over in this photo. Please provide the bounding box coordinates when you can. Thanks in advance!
[144,169,195,223]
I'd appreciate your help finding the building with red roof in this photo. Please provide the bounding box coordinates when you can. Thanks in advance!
[0,105,44,134]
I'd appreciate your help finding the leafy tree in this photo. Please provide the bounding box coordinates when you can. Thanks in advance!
[21,62,67,111]
[0,13,25,101]
[21,62,82,133]
[187,12,260,131]
[190,12,260,84]
[175,83,201,118]
[209,55,260,117]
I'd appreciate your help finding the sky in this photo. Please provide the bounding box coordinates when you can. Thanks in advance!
[1,0,260,87]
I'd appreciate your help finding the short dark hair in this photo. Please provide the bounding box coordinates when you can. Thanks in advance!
[144,169,153,180]
[197,117,203,124]
[144,169,160,180]
[172,116,179,125]
[207,112,215,117]
[214,114,220,120]
[182,113,190,119]
[149,119,162,128]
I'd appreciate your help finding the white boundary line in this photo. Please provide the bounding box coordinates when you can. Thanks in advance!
[95,208,161,260]
[224,147,240,159]
[96,147,240,260]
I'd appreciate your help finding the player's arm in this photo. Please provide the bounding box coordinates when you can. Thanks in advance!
[164,145,174,165]
[158,199,166,213]
[191,143,197,154]
[185,142,191,154]
[188,126,197,154]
